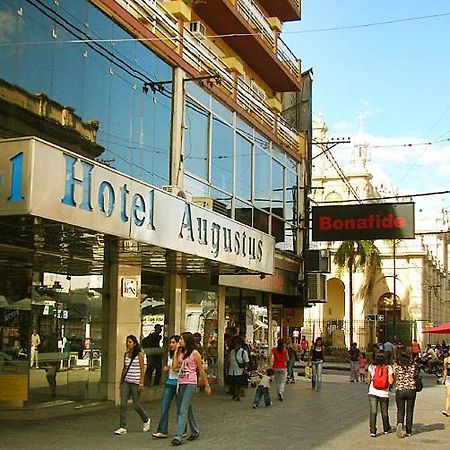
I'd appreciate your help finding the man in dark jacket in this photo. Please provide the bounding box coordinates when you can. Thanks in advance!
[142,324,163,386]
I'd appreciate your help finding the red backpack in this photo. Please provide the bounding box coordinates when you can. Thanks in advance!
[372,364,389,389]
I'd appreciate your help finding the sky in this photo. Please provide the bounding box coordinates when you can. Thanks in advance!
[283,1,450,221]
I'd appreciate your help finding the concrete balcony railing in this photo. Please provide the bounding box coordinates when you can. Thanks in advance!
[236,0,300,79]
[116,0,180,49]
[114,0,303,154]
[236,0,275,48]
[182,30,235,94]
[277,36,301,78]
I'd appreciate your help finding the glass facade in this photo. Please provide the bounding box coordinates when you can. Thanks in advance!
[184,83,299,252]
[0,0,172,187]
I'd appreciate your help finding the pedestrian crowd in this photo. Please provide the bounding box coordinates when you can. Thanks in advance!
[344,338,450,439]
[113,329,450,445]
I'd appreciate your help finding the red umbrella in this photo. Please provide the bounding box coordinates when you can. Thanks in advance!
[422,321,450,334]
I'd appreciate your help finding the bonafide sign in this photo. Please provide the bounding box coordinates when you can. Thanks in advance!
[312,203,415,241]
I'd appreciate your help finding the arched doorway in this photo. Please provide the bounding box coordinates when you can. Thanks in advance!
[377,292,401,343]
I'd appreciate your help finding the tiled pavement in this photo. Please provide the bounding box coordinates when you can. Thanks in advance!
[1,370,449,449]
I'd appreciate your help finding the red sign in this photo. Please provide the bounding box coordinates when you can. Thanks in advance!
[312,203,415,241]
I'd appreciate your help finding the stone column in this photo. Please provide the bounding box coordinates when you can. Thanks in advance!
[102,238,142,405]
[164,266,187,337]
[170,67,185,187]
[217,285,226,387]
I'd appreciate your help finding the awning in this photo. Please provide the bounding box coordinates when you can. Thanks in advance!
[422,321,450,334]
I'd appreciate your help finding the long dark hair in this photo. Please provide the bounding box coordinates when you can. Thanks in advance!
[126,335,141,359]
[169,334,180,358]
[276,338,284,353]
[374,352,386,366]
[397,351,413,367]
[180,332,196,359]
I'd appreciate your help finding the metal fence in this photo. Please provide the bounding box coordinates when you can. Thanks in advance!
[300,318,416,357]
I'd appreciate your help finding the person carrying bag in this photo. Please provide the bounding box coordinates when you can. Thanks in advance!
[114,335,151,436]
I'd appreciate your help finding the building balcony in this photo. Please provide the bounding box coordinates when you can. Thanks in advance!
[192,0,301,92]
[112,0,305,155]
[258,0,301,22]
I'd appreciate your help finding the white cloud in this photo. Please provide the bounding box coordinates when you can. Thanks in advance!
[318,122,450,215]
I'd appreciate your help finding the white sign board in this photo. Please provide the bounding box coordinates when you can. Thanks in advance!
[0,138,275,273]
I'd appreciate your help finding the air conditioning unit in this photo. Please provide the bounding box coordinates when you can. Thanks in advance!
[306,273,327,303]
[189,21,206,39]
[192,197,229,216]
[161,185,192,201]
[305,249,331,273]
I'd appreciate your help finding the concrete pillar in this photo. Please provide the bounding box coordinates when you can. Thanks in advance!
[170,67,185,187]
[268,294,274,350]
[217,285,226,387]
[102,238,142,405]
[164,267,187,337]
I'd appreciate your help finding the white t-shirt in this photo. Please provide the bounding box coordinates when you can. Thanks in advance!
[368,364,393,398]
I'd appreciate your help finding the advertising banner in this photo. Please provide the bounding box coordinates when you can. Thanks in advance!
[312,203,415,241]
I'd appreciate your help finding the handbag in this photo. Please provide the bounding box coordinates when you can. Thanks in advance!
[305,365,312,379]
[121,352,136,383]
[415,374,423,392]
[235,349,246,369]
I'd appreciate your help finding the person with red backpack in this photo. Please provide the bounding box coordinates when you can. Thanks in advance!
[367,353,394,437]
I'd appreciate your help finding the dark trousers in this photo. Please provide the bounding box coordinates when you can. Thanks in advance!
[146,355,162,386]
[229,374,244,398]
[368,395,391,434]
[253,386,271,407]
[396,389,416,434]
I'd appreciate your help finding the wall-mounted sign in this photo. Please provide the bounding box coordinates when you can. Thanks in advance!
[122,278,138,298]
[312,203,415,241]
[0,138,275,274]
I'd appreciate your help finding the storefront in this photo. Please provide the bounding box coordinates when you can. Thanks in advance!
[0,137,274,407]
[0,0,305,409]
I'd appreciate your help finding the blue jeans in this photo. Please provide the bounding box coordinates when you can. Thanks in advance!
[119,382,149,428]
[175,384,199,441]
[274,369,287,395]
[312,360,323,391]
[287,357,296,379]
[157,382,179,434]
[368,394,391,434]
[396,389,416,434]
[253,385,271,407]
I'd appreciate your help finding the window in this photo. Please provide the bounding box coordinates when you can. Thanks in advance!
[184,99,209,180]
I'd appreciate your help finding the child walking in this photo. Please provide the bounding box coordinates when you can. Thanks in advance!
[359,352,368,382]
[252,368,274,408]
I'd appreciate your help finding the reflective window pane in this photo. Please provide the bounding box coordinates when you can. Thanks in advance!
[254,146,271,209]
[236,133,252,201]
[211,117,233,193]
[235,199,253,227]
[184,99,209,180]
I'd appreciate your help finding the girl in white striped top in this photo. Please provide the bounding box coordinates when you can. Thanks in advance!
[114,335,151,435]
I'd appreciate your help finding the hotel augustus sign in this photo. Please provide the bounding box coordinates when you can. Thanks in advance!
[0,137,274,273]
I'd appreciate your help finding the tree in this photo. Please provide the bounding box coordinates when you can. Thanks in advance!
[334,240,380,345]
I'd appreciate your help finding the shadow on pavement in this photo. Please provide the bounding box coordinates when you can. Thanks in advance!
[413,422,446,434]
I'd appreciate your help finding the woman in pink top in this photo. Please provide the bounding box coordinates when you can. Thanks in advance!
[171,332,211,446]
[270,339,289,401]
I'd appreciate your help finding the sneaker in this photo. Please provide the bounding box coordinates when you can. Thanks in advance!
[405,433,411,437]
[114,427,127,435]
[143,419,151,432]
[171,438,182,446]
[396,423,405,438]
[187,434,199,441]
[278,393,283,401]
[370,433,376,437]
[442,410,450,417]
[152,432,168,438]
[252,404,258,409]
